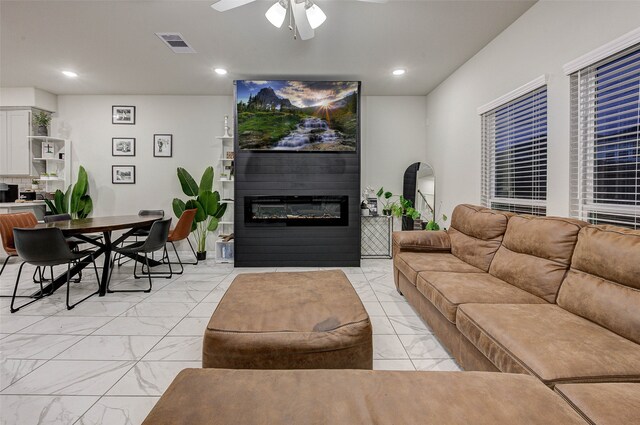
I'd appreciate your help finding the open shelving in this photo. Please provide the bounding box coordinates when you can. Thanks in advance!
[28,136,71,194]
[215,134,234,263]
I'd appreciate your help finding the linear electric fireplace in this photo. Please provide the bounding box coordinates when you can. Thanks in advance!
[245,196,349,226]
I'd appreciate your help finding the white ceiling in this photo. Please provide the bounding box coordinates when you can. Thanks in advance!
[0,0,535,96]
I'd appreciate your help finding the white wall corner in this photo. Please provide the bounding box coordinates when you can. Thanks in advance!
[563,26,640,75]
[476,74,549,115]
[0,86,58,112]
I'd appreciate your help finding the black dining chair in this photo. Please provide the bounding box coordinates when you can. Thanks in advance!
[11,227,100,312]
[108,218,172,293]
[116,209,164,266]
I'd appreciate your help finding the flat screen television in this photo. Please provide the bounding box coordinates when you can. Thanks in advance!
[236,80,359,152]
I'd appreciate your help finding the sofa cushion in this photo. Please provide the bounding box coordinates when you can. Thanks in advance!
[555,383,640,425]
[449,204,512,272]
[417,271,546,323]
[395,252,482,285]
[142,369,587,425]
[488,215,586,302]
[457,303,640,386]
[557,225,640,344]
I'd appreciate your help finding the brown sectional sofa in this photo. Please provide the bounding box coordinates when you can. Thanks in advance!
[143,369,589,425]
[393,204,640,387]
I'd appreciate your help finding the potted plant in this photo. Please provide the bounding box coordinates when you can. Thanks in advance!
[390,195,421,230]
[40,172,49,180]
[33,111,52,137]
[43,166,93,219]
[172,166,227,260]
[31,179,39,190]
[425,204,448,231]
[376,187,397,216]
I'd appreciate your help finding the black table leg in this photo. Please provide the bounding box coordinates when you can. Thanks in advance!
[98,231,112,296]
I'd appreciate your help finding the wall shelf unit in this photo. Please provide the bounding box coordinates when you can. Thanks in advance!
[28,136,72,194]
[215,134,234,263]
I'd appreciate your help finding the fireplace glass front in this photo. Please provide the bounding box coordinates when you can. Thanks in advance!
[245,196,349,226]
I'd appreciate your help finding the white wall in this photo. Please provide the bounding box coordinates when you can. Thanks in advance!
[54,95,234,220]
[1,87,58,112]
[53,94,428,239]
[362,96,428,196]
[424,0,640,221]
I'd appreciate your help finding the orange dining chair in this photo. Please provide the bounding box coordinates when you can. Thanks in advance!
[0,212,38,277]
[165,208,198,274]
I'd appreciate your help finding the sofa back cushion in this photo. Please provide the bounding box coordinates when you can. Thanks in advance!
[449,204,511,272]
[489,216,586,302]
[557,225,640,344]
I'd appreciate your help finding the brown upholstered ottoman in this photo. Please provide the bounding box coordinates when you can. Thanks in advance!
[143,369,587,425]
[202,269,372,369]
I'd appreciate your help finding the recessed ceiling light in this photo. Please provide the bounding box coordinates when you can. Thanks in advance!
[214,68,228,75]
[62,70,78,78]
[392,69,406,76]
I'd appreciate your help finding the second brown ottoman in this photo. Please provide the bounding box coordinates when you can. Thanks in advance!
[202,269,372,369]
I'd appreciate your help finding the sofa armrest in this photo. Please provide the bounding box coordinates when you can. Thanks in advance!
[392,230,451,256]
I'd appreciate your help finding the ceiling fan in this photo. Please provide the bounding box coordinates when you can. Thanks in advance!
[211,0,387,41]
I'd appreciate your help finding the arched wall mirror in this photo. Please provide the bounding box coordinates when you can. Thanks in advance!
[402,162,436,230]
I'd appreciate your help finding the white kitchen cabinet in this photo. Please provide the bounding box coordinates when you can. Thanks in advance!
[0,110,31,175]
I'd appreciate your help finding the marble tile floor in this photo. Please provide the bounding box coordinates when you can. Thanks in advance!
[0,257,460,425]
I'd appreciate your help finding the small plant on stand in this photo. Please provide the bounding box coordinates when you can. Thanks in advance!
[376,187,397,216]
[31,180,39,190]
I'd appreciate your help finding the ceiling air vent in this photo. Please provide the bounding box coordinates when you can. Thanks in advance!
[155,32,196,53]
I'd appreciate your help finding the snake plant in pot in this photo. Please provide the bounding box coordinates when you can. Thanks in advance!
[172,166,227,260]
[43,166,93,219]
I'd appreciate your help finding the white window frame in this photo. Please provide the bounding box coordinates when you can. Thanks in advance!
[566,28,640,228]
[479,76,549,214]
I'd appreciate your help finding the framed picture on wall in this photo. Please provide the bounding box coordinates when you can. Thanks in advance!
[112,138,135,156]
[112,105,136,125]
[154,134,172,157]
[112,165,136,184]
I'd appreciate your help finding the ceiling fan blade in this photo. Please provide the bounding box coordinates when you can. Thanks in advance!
[291,1,314,40]
[211,0,257,12]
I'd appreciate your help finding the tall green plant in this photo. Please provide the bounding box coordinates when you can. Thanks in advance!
[43,166,93,219]
[172,166,227,253]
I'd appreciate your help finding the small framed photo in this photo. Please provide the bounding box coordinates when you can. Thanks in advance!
[41,142,55,159]
[225,150,235,160]
[112,165,136,184]
[154,134,173,157]
[112,105,136,125]
[112,138,135,156]
[367,198,378,216]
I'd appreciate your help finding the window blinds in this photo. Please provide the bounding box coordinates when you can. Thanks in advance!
[481,86,548,215]
[570,45,640,229]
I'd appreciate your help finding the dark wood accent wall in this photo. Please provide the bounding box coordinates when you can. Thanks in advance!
[234,153,361,267]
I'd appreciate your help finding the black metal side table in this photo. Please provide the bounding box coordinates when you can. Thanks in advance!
[361,215,393,259]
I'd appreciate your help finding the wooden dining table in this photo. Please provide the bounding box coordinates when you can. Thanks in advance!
[31,214,164,297]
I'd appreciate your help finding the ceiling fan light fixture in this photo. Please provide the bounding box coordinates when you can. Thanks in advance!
[266,1,288,28]
[305,3,326,29]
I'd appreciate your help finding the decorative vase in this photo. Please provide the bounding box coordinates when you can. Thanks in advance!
[196,251,207,261]
[36,125,48,137]
[382,209,392,216]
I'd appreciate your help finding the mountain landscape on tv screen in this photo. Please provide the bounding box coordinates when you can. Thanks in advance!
[236,81,358,151]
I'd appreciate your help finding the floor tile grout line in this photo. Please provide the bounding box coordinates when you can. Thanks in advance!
[70,265,233,424]
[363,267,415,363]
